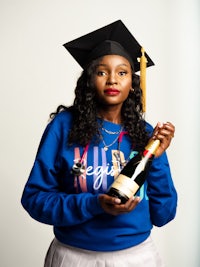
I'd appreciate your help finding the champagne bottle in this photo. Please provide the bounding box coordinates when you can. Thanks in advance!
[107,139,160,203]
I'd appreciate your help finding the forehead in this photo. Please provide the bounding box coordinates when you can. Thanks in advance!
[97,55,132,68]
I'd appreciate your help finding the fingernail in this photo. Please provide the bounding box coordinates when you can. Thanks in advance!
[114,198,121,204]
[134,196,141,202]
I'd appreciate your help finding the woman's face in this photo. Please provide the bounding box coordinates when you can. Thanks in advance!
[93,55,132,107]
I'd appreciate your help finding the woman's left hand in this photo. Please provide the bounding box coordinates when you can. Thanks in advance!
[152,122,175,157]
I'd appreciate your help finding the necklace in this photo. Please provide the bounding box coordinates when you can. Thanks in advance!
[102,127,122,135]
[101,135,119,151]
[101,127,123,151]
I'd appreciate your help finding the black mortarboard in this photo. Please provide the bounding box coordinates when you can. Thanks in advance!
[63,20,154,72]
[63,20,155,112]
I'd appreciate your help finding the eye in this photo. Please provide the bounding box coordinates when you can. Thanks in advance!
[96,70,107,76]
[118,71,128,76]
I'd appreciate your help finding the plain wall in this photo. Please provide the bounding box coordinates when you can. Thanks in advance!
[1,0,200,266]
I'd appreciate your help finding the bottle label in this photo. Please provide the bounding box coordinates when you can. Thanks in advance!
[110,174,140,199]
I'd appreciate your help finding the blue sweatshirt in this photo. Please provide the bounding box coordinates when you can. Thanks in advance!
[21,111,177,251]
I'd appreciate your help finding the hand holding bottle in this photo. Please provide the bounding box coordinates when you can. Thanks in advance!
[152,122,175,157]
[98,194,141,216]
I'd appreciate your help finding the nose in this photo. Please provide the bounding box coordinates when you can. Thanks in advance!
[106,73,118,85]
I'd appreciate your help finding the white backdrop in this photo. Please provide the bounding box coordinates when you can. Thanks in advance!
[1,0,200,266]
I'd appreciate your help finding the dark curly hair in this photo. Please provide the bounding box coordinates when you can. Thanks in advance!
[50,57,149,150]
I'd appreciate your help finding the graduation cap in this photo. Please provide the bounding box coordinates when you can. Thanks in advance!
[63,20,154,112]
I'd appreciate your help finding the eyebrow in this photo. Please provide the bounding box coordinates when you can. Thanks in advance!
[96,63,129,67]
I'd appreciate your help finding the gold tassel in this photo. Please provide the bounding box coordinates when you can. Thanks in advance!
[139,47,147,112]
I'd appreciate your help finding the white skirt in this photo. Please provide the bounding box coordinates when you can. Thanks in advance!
[44,236,164,267]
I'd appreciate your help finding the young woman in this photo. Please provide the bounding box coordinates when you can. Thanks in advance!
[21,20,177,267]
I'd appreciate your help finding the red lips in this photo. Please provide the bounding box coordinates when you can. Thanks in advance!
[104,88,120,95]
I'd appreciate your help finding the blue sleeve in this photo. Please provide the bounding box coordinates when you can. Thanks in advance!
[21,115,104,227]
[147,152,178,227]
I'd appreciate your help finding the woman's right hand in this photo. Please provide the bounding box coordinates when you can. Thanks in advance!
[98,194,140,216]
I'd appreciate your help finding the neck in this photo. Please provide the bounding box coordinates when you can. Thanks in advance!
[97,106,122,124]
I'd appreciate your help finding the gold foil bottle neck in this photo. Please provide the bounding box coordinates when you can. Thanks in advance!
[145,139,160,155]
